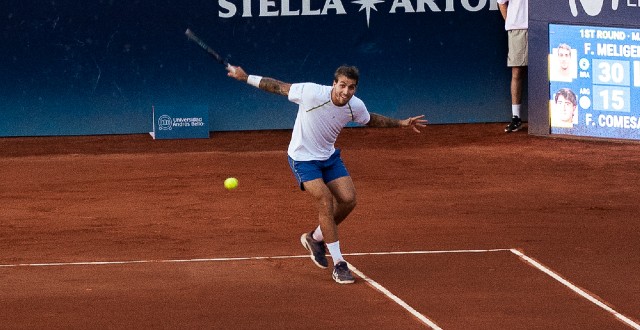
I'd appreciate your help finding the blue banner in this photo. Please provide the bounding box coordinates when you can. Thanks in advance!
[1,0,509,137]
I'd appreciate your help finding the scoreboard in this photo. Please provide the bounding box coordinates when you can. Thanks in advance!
[549,24,640,140]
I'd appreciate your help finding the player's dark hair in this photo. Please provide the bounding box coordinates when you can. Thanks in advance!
[334,65,359,85]
[554,88,577,105]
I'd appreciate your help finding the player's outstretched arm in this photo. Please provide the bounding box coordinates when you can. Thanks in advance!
[366,113,428,133]
[226,65,291,96]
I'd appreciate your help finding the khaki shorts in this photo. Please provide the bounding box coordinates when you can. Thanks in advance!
[507,29,528,67]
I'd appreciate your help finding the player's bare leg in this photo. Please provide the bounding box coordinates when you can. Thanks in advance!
[303,178,339,243]
[326,176,357,226]
[299,178,342,270]
[303,177,356,283]
[298,178,332,269]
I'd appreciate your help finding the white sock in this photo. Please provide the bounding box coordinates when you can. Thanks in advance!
[512,104,521,118]
[312,226,323,242]
[326,241,344,265]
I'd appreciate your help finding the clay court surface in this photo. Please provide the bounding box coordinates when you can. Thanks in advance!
[1,123,639,329]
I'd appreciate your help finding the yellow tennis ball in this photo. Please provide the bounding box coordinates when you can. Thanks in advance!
[224,177,238,190]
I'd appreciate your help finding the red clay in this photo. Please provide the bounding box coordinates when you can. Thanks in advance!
[1,124,638,329]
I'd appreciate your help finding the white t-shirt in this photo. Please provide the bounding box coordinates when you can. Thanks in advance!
[287,82,370,161]
[497,0,528,30]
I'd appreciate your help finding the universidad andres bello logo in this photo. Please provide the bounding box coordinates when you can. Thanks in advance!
[218,0,499,28]
[158,115,173,131]
[569,0,621,16]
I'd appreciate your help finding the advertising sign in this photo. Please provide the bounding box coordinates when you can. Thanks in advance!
[150,105,209,139]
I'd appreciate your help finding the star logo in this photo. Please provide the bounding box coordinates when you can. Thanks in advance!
[352,0,385,27]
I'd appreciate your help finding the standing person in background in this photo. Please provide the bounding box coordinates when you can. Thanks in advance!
[226,64,427,284]
[498,0,528,133]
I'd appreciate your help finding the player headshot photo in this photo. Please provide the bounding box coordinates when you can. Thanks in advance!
[550,88,578,128]
[549,43,577,83]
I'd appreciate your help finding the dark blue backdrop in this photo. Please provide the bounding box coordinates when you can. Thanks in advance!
[1,0,510,136]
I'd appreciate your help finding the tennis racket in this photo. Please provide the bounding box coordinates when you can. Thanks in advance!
[185,28,231,68]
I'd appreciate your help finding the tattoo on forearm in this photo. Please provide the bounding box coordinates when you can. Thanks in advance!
[259,78,290,96]
[367,113,400,128]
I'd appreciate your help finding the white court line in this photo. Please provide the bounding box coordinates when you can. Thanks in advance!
[0,255,310,268]
[0,249,511,268]
[511,249,640,330]
[347,248,511,256]
[347,262,443,330]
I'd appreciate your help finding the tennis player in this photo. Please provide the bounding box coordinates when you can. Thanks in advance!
[226,64,427,284]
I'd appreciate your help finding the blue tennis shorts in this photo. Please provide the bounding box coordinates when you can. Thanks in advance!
[288,149,350,191]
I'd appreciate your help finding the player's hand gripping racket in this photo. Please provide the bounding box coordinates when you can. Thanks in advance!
[185,28,234,72]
